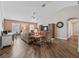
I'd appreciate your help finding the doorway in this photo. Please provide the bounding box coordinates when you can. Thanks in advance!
[67,17,79,52]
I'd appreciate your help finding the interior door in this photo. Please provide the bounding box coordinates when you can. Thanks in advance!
[48,24,55,38]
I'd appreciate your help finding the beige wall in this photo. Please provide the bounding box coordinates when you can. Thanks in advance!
[4,20,12,31]
[4,19,37,32]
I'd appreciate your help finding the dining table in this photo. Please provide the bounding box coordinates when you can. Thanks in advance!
[28,34,47,46]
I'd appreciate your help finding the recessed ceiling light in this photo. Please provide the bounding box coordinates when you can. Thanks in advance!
[33,12,35,15]
[42,4,46,7]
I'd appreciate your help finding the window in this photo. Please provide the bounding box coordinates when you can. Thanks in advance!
[29,24,35,32]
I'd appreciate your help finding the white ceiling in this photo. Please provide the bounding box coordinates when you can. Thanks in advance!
[0,1,78,25]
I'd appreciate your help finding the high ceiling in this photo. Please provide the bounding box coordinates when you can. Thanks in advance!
[0,1,78,25]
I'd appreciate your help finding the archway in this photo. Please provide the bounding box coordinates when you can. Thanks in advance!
[67,17,79,38]
[67,17,79,52]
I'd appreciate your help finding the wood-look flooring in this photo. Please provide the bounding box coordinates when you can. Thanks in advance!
[0,36,79,58]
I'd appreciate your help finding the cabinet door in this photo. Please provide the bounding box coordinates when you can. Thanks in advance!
[2,36,12,46]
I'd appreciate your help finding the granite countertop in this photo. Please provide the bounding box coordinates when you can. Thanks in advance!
[3,33,14,36]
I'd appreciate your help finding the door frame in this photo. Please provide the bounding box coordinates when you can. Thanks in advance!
[67,17,78,39]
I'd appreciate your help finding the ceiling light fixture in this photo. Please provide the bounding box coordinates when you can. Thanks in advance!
[42,4,46,7]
